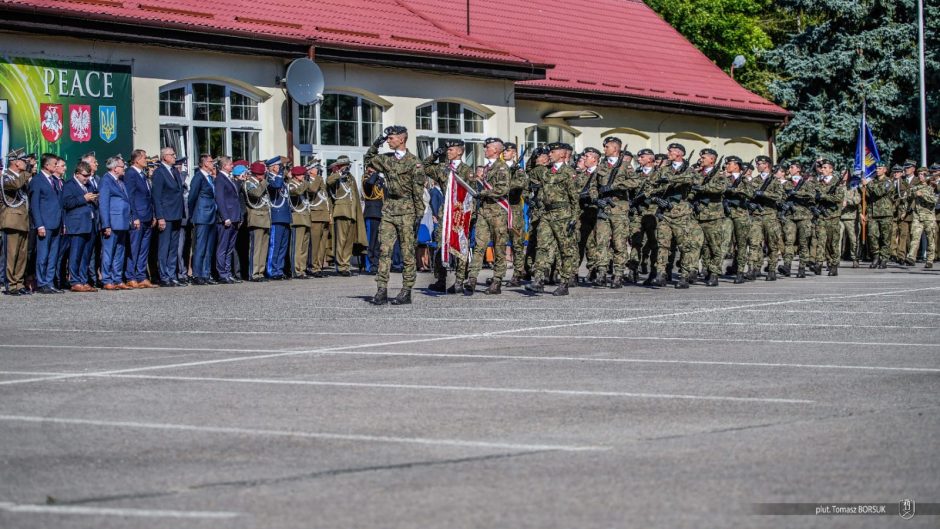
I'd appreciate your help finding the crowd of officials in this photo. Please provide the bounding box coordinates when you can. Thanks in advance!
[1,126,938,301]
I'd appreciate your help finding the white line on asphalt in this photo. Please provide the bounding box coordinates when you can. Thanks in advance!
[642,321,940,330]
[19,329,463,337]
[0,415,606,452]
[732,309,940,316]
[498,335,940,348]
[0,502,240,519]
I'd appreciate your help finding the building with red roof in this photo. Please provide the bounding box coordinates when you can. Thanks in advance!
[0,0,787,170]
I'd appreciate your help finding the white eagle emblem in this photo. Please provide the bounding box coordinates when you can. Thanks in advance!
[70,105,91,142]
[41,105,63,142]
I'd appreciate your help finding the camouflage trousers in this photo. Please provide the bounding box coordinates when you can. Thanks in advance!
[508,203,526,278]
[908,212,937,262]
[729,214,751,272]
[867,217,895,260]
[469,209,509,282]
[578,210,597,272]
[814,216,841,267]
[839,219,859,261]
[376,212,416,289]
[784,218,813,265]
[749,213,781,271]
[533,213,576,283]
[780,217,795,262]
[592,213,630,276]
[656,214,702,279]
[698,218,725,275]
[628,214,658,271]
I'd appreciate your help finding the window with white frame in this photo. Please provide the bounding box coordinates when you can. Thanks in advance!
[158,82,262,162]
[525,125,575,152]
[296,93,383,153]
[415,101,486,167]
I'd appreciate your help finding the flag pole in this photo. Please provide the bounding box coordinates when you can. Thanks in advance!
[917,0,928,165]
[860,99,868,243]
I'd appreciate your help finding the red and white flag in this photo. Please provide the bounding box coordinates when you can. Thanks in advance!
[441,168,475,264]
[479,176,513,229]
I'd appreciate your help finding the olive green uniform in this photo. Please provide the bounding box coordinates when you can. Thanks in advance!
[1,168,30,292]
[814,175,846,268]
[530,163,579,283]
[651,161,703,283]
[692,167,728,278]
[749,173,784,274]
[840,186,861,262]
[864,176,896,263]
[244,176,270,280]
[468,159,511,285]
[907,180,937,262]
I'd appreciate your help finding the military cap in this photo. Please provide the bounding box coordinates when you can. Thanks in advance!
[929,163,940,172]
[917,166,929,173]
[265,156,282,167]
[725,155,743,166]
[234,159,250,167]
[562,143,574,151]
[503,142,517,150]
[6,147,29,161]
[533,146,550,156]
[582,147,602,157]
[443,139,465,148]
[232,165,248,177]
[250,162,266,175]
[175,157,188,166]
[383,125,408,136]
[666,143,686,154]
[818,159,834,167]
[547,142,566,151]
[602,136,622,146]
[903,159,917,169]
[654,153,668,161]
[755,155,772,164]
[329,155,352,168]
[623,150,634,158]
[636,148,654,157]
[891,164,903,172]
[787,160,802,167]
[290,166,306,176]
[701,148,718,157]
[304,161,320,171]
[483,137,504,147]
[875,161,887,168]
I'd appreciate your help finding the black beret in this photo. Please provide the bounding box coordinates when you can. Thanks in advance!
[384,125,408,136]
[755,155,772,164]
[636,148,654,157]
[725,156,743,165]
[562,143,574,151]
[623,151,634,158]
[602,136,622,146]
[483,137,504,147]
[787,160,802,167]
[667,143,686,154]
[534,146,550,156]
[701,148,718,157]
[654,153,668,161]
[443,139,465,148]
[503,142,517,150]
[582,147,601,157]
[818,159,834,167]
[547,142,566,151]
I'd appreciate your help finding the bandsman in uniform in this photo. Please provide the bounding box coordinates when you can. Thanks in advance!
[423,139,473,293]
[244,162,271,281]
[466,137,512,295]
[907,167,936,268]
[306,162,332,278]
[265,157,291,280]
[592,137,641,288]
[327,155,367,277]
[524,142,579,296]
[365,125,425,305]
[2,149,32,295]
[287,165,313,279]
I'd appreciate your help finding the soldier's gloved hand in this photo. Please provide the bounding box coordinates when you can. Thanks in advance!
[340,176,349,183]
[815,190,822,201]
[657,176,669,184]
[691,185,703,192]
[755,190,765,198]
[477,190,490,199]
[786,190,796,197]
[372,135,387,148]
[433,147,446,159]
[598,185,612,195]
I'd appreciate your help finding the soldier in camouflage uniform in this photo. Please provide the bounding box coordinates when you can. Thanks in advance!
[777,162,799,276]
[466,137,512,295]
[893,161,917,264]
[650,143,702,289]
[501,143,527,287]
[782,167,817,278]
[723,157,756,283]
[813,160,846,276]
[524,147,551,278]
[524,142,579,296]
[365,125,425,306]
[863,163,896,269]
[840,178,862,268]
[627,149,660,284]
[907,167,937,268]
[423,139,473,293]
[592,137,642,288]
[690,150,726,286]
[749,156,784,281]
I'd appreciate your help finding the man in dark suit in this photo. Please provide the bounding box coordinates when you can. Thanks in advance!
[99,156,133,290]
[82,152,103,287]
[125,149,157,288]
[188,154,218,285]
[60,161,98,292]
[214,156,241,284]
[29,153,63,294]
[151,147,186,287]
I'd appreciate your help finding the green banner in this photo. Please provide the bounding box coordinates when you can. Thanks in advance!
[0,56,132,168]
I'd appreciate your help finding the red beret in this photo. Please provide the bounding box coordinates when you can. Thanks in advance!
[290,166,306,176]
[234,159,249,167]
[250,162,266,175]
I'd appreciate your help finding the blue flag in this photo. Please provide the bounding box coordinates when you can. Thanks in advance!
[854,109,880,179]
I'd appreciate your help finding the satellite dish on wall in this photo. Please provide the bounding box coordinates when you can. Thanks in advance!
[285,58,324,106]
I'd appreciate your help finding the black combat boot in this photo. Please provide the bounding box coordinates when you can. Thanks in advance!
[813,262,823,275]
[463,279,476,296]
[778,263,791,277]
[766,269,777,281]
[610,275,623,289]
[926,262,934,269]
[675,274,690,289]
[506,277,522,288]
[552,283,569,296]
[827,265,838,277]
[592,272,607,288]
[627,268,639,284]
[878,258,888,269]
[652,273,667,287]
[567,276,577,287]
[796,265,806,278]
[428,278,446,292]
[640,262,649,275]
[370,287,388,305]
[747,269,757,281]
[733,272,746,284]
[446,283,458,294]
[869,258,878,269]
[524,280,544,293]
[485,280,502,295]
[390,289,412,305]
[706,274,719,287]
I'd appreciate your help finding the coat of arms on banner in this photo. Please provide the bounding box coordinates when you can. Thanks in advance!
[99,105,117,143]
[69,104,91,142]
[40,103,63,142]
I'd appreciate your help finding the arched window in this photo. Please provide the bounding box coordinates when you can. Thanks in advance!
[158,81,261,161]
[415,101,486,166]
[296,93,383,149]
[525,125,575,152]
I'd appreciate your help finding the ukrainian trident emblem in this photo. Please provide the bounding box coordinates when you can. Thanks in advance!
[99,106,117,143]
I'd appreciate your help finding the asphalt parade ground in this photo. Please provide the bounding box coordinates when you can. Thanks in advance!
[0,265,938,528]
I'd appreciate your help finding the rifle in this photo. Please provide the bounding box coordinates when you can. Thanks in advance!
[594,153,627,213]
[691,156,722,215]
[651,151,695,219]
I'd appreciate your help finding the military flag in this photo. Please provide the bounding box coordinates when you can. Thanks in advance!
[441,167,475,264]
[854,103,881,179]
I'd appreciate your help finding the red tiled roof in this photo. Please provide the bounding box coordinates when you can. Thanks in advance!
[403,0,788,119]
[0,0,541,67]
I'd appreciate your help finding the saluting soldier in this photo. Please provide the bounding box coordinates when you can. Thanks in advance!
[423,139,473,293]
[907,167,936,268]
[524,142,579,296]
[749,156,784,281]
[327,156,366,277]
[813,160,846,276]
[503,142,527,287]
[2,149,32,295]
[650,143,702,289]
[592,137,641,289]
[365,125,425,305]
[287,165,313,279]
[691,149,727,286]
[863,163,896,269]
[305,162,332,278]
[244,162,271,281]
[465,137,512,295]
